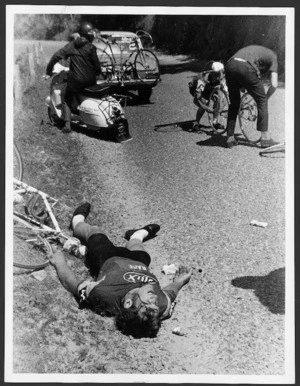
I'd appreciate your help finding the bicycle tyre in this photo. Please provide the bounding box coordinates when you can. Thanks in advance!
[206,88,228,135]
[134,49,160,84]
[26,193,49,222]
[137,86,153,103]
[238,93,261,144]
[14,226,51,270]
[13,143,23,181]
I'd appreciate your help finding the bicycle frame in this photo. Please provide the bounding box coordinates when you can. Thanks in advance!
[14,178,69,239]
[96,35,138,81]
[13,181,86,270]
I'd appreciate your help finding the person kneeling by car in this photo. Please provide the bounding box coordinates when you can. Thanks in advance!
[188,61,227,132]
[48,202,192,338]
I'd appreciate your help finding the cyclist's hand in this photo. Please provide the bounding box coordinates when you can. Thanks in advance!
[173,265,192,287]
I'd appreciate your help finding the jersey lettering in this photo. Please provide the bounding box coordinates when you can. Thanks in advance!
[129,264,147,271]
[123,272,158,284]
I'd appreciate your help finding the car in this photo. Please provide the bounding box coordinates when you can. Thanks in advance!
[92,30,161,103]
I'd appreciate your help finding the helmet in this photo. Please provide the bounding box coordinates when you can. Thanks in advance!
[211,62,224,72]
[79,22,95,41]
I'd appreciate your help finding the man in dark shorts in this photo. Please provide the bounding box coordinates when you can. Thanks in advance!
[45,22,101,133]
[224,45,279,149]
[48,202,192,338]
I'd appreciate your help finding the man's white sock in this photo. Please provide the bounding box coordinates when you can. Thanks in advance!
[130,229,148,241]
[72,214,85,229]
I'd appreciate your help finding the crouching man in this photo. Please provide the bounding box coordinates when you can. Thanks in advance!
[188,61,227,131]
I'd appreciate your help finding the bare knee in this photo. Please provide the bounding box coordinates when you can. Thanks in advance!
[126,239,146,252]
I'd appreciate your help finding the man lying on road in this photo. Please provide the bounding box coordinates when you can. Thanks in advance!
[49,202,192,338]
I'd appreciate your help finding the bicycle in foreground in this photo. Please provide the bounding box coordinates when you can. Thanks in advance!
[13,178,85,270]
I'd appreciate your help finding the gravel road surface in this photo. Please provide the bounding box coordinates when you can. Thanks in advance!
[12,49,288,380]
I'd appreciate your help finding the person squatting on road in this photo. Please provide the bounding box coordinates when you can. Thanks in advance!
[45,22,101,133]
[224,45,279,149]
[188,61,228,132]
[48,203,192,338]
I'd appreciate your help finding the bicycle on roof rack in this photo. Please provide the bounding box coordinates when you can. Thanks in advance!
[93,30,161,103]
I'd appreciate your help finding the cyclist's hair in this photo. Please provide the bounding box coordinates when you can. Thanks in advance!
[115,296,161,338]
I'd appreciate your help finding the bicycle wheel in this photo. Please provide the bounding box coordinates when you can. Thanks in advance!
[26,193,49,223]
[206,88,228,135]
[238,93,261,143]
[134,49,160,83]
[13,143,23,181]
[13,225,51,270]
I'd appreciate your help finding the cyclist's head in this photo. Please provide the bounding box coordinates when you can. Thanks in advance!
[209,61,225,84]
[116,291,161,338]
[79,22,95,42]
[211,61,224,72]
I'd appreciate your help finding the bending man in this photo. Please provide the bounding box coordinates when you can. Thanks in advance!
[224,45,278,149]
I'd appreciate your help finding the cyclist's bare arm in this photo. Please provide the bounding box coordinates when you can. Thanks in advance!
[48,247,82,295]
[162,265,192,298]
[195,94,213,113]
[266,71,278,99]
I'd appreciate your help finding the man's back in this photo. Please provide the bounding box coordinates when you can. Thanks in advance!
[231,45,278,76]
[46,37,101,88]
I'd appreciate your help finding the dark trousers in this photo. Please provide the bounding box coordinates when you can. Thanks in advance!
[61,86,74,128]
[225,59,268,137]
[62,81,95,128]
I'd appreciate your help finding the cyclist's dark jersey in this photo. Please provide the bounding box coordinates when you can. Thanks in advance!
[230,45,278,77]
[77,256,177,319]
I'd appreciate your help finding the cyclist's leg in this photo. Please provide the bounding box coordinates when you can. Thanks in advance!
[225,60,243,139]
[62,85,73,132]
[196,106,205,125]
[226,82,240,138]
[190,99,205,131]
[73,222,104,244]
[245,78,268,138]
[125,229,148,252]
[124,230,151,267]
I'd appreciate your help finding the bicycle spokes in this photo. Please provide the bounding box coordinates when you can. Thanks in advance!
[238,93,260,143]
[206,88,228,135]
[134,50,160,82]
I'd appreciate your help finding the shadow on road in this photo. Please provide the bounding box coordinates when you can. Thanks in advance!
[154,119,195,132]
[71,123,118,143]
[196,135,227,147]
[231,267,285,315]
[196,134,261,149]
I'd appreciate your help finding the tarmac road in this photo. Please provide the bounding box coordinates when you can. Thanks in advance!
[12,48,289,380]
[70,54,287,377]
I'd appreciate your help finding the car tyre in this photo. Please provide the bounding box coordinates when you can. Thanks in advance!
[137,86,153,103]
